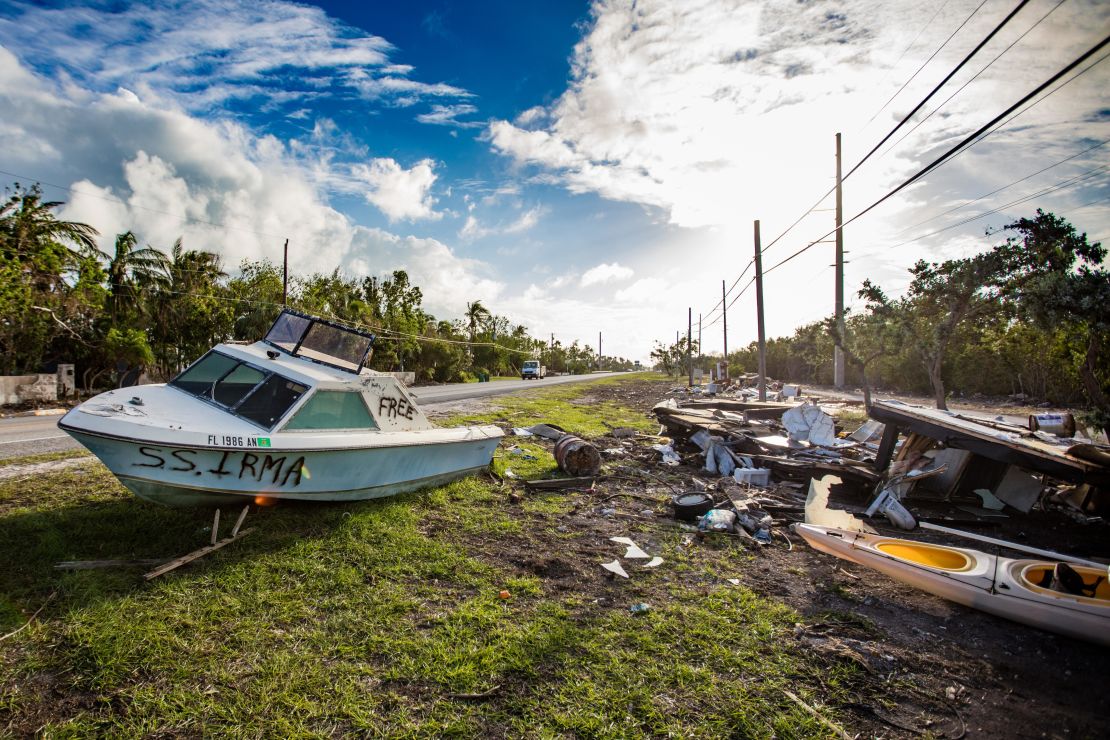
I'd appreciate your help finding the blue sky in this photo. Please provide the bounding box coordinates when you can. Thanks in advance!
[1,0,1107,362]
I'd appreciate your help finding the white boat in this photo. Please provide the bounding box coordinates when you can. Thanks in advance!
[793,523,1110,647]
[59,310,503,506]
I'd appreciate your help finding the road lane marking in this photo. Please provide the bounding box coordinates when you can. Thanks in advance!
[0,434,69,445]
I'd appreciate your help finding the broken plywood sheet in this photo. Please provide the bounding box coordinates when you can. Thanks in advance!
[805,475,877,534]
[994,466,1043,513]
[868,400,1110,487]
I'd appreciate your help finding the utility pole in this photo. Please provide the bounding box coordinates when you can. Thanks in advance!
[697,313,702,359]
[282,238,289,306]
[834,132,846,388]
[754,220,767,402]
[598,331,602,371]
[721,279,728,381]
[687,307,693,388]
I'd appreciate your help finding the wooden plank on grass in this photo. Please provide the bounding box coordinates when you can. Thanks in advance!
[142,529,255,581]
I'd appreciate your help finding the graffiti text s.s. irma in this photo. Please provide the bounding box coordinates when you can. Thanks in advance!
[134,446,305,486]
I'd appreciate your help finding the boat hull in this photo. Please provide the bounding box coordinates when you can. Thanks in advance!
[65,428,500,506]
[794,523,1110,647]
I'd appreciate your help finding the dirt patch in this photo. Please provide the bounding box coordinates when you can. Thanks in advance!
[457,377,1110,739]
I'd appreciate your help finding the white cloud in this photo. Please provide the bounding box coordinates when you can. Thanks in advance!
[0,45,495,323]
[486,0,1110,243]
[581,262,634,286]
[457,205,543,241]
[0,0,474,114]
[416,103,483,128]
[354,158,442,222]
[515,106,548,127]
[614,277,665,303]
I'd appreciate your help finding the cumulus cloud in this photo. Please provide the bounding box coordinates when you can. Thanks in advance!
[486,0,1110,242]
[354,158,442,222]
[0,43,496,322]
[581,262,634,286]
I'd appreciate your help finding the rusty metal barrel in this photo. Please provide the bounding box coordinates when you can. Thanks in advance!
[553,434,601,476]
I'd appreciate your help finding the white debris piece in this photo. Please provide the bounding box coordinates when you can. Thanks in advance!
[610,537,650,559]
[805,475,877,534]
[601,559,629,578]
[651,443,681,466]
[644,557,664,568]
[782,400,840,447]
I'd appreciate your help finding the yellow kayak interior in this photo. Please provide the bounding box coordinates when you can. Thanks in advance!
[875,541,974,572]
[1019,564,1110,603]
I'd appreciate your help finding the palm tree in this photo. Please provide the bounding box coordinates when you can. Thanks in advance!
[464,300,491,344]
[0,182,99,291]
[105,231,170,324]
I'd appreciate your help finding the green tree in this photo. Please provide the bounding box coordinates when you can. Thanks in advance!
[104,231,170,326]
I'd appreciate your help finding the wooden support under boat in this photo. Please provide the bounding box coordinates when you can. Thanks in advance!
[143,505,254,581]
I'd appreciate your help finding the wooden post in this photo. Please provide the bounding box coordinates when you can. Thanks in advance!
[721,279,728,379]
[282,238,289,306]
[754,220,767,402]
[834,133,846,388]
[873,424,900,471]
[687,307,693,388]
[210,509,220,546]
[231,505,250,538]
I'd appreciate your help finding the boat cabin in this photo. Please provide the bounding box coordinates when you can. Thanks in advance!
[165,310,433,435]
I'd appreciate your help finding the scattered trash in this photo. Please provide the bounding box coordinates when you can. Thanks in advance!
[629,602,651,614]
[973,488,1007,511]
[644,557,664,568]
[525,476,596,490]
[507,445,537,460]
[601,559,629,578]
[611,427,638,438]
[503,469,518,480]
[498,590,511,599]
[651,443,682,466]
[511,427,534,437]
[640,509,655,517]
[672,491,714,521]
[733,467,770,486]
[698,508,738,532]
[610,536,650,559]
[600,507,616,517]
[726,578,740,585]
[782,400,840,447]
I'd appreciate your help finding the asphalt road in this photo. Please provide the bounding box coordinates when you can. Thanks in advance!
[0,373,626,460]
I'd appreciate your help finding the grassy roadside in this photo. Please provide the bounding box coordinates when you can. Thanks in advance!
[0,374,860,737]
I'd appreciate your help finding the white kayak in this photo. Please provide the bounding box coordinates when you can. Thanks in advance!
[793,523,1110,647]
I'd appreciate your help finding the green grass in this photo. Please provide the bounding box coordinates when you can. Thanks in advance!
[0,448,90,468]
[441,372,665,438]
[0,374,862,737]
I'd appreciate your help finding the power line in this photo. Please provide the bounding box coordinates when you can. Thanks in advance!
[897,137,1109,234]
[865,0,991,126]
[885,164,1110,250]
[762,31,1110,277]
[881,0,1067,159]
[846,0,1033,181]
[866,0,953,110]
[702,259,752,322]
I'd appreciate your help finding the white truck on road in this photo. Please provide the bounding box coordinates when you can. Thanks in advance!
[521,360,546,380]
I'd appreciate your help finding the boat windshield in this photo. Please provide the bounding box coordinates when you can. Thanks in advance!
[170,351,308,429]
[264,310,375,373]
